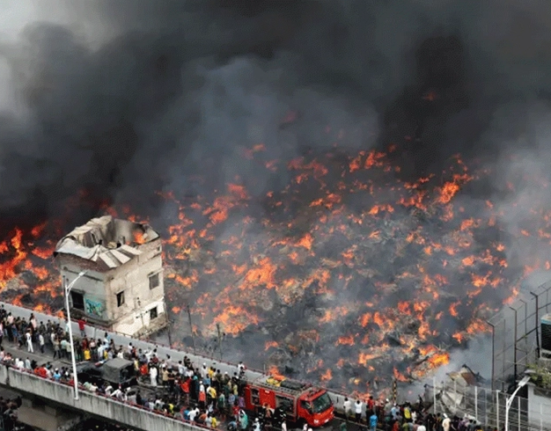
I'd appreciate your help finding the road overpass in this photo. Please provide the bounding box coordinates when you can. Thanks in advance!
[0,302,367,431]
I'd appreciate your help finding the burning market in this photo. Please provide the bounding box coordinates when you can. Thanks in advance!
[0,0,550,406]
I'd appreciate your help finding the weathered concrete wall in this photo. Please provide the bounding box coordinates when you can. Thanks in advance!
[527,384,551,429]
[0,366,195,431]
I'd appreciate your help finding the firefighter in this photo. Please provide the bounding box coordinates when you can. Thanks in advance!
[257,405,265,426]
[274,406,286,426]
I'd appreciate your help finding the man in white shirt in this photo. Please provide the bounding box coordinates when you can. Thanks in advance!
[111,386,124,401]
[178,361,186,377]
[355,400,363,422]
[343,398,352,418]
[442,414,451,431]
[26,331,33,353]
[38,333,45,353]
[150,365,158,386]
[189,407,199,423]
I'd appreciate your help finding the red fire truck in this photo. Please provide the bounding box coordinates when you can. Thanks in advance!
[243,375,334,427]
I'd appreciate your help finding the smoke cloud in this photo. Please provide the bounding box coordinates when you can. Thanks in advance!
[0,0,549,224]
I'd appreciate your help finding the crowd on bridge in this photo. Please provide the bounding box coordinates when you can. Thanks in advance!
[0,306,496,431]
[0,306,272,430]
[340,397,490,431]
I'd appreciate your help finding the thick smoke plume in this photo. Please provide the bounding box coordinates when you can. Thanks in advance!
[1,1,550,221]
[2,0,551,392]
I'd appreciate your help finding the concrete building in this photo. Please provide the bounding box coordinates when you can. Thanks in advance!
[54,215,167,337]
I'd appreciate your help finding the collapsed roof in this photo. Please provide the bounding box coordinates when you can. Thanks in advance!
[54,215,159,270]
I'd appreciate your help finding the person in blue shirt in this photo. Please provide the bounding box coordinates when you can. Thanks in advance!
[369,413,378,431]
[53,369,61,382]
[391,404,398,420]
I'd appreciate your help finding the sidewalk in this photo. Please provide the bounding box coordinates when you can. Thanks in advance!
[1,339,70,370]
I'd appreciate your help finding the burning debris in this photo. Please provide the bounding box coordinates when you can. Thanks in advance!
[149,147,522,396]
[0,143,539,397]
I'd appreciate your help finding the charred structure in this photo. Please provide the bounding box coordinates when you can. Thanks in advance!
[54,216,167,337]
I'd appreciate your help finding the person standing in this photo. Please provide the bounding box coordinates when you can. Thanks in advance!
[26,331,33,353]
[442,414,451,431]
[343,397,352,418]
[369,412,378,431]
[38,333,45,354]
[150,365,158,386]
[355,400,363,422]
[78,318,86,337]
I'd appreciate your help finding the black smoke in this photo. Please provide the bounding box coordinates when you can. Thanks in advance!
[1,0,550,232]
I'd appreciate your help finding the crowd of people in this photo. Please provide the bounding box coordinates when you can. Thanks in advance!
[0,306,268,430]
[341,397,491,431]
[0,306,501,431]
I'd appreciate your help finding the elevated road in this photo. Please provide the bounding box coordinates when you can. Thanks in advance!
[0,302,373,431]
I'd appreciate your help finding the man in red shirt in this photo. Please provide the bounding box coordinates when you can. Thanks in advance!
[78,319,86,337]
[180,377,190,404]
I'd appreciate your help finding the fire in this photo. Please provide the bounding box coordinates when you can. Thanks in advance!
[265,341,279,350]
[337,335,355,346]
[133,229,147,245]
[428,352,450,368]
[0,141,543,394]
[320,369,332,381]
[268,365,286,380]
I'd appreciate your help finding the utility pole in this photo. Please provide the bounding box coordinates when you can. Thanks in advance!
[187,304,195,350]
[164,299,173,347]
[216,323,223,360]
[64,271,88,401]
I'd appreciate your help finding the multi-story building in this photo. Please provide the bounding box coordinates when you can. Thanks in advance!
[54,215,167,337]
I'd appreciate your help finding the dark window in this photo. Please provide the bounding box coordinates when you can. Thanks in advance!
[251,388,260,405]
[312,393,332,413]
[149,307,158,320]
[276,395,294,413]
[116,291,125,307]
[71,291,84,310]
[149,273,160,290]
[300,400,313,414]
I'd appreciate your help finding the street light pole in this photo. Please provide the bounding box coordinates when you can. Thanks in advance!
[505,376,530,431]
[64,271,88,401]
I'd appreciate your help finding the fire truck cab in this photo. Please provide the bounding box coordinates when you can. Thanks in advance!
[243,375,334,428]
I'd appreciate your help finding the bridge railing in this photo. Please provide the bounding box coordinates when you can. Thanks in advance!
[0,362,216,431]
[0,301,387,417]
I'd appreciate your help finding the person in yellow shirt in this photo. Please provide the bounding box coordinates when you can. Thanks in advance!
[83,349,91,361]
[211,416,218,429]
[207,385,217,400]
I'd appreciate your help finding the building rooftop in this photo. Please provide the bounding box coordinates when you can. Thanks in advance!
[54,215,159,270]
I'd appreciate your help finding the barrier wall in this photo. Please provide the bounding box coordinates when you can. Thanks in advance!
[0,365,198,431]
[0,302,361,415]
